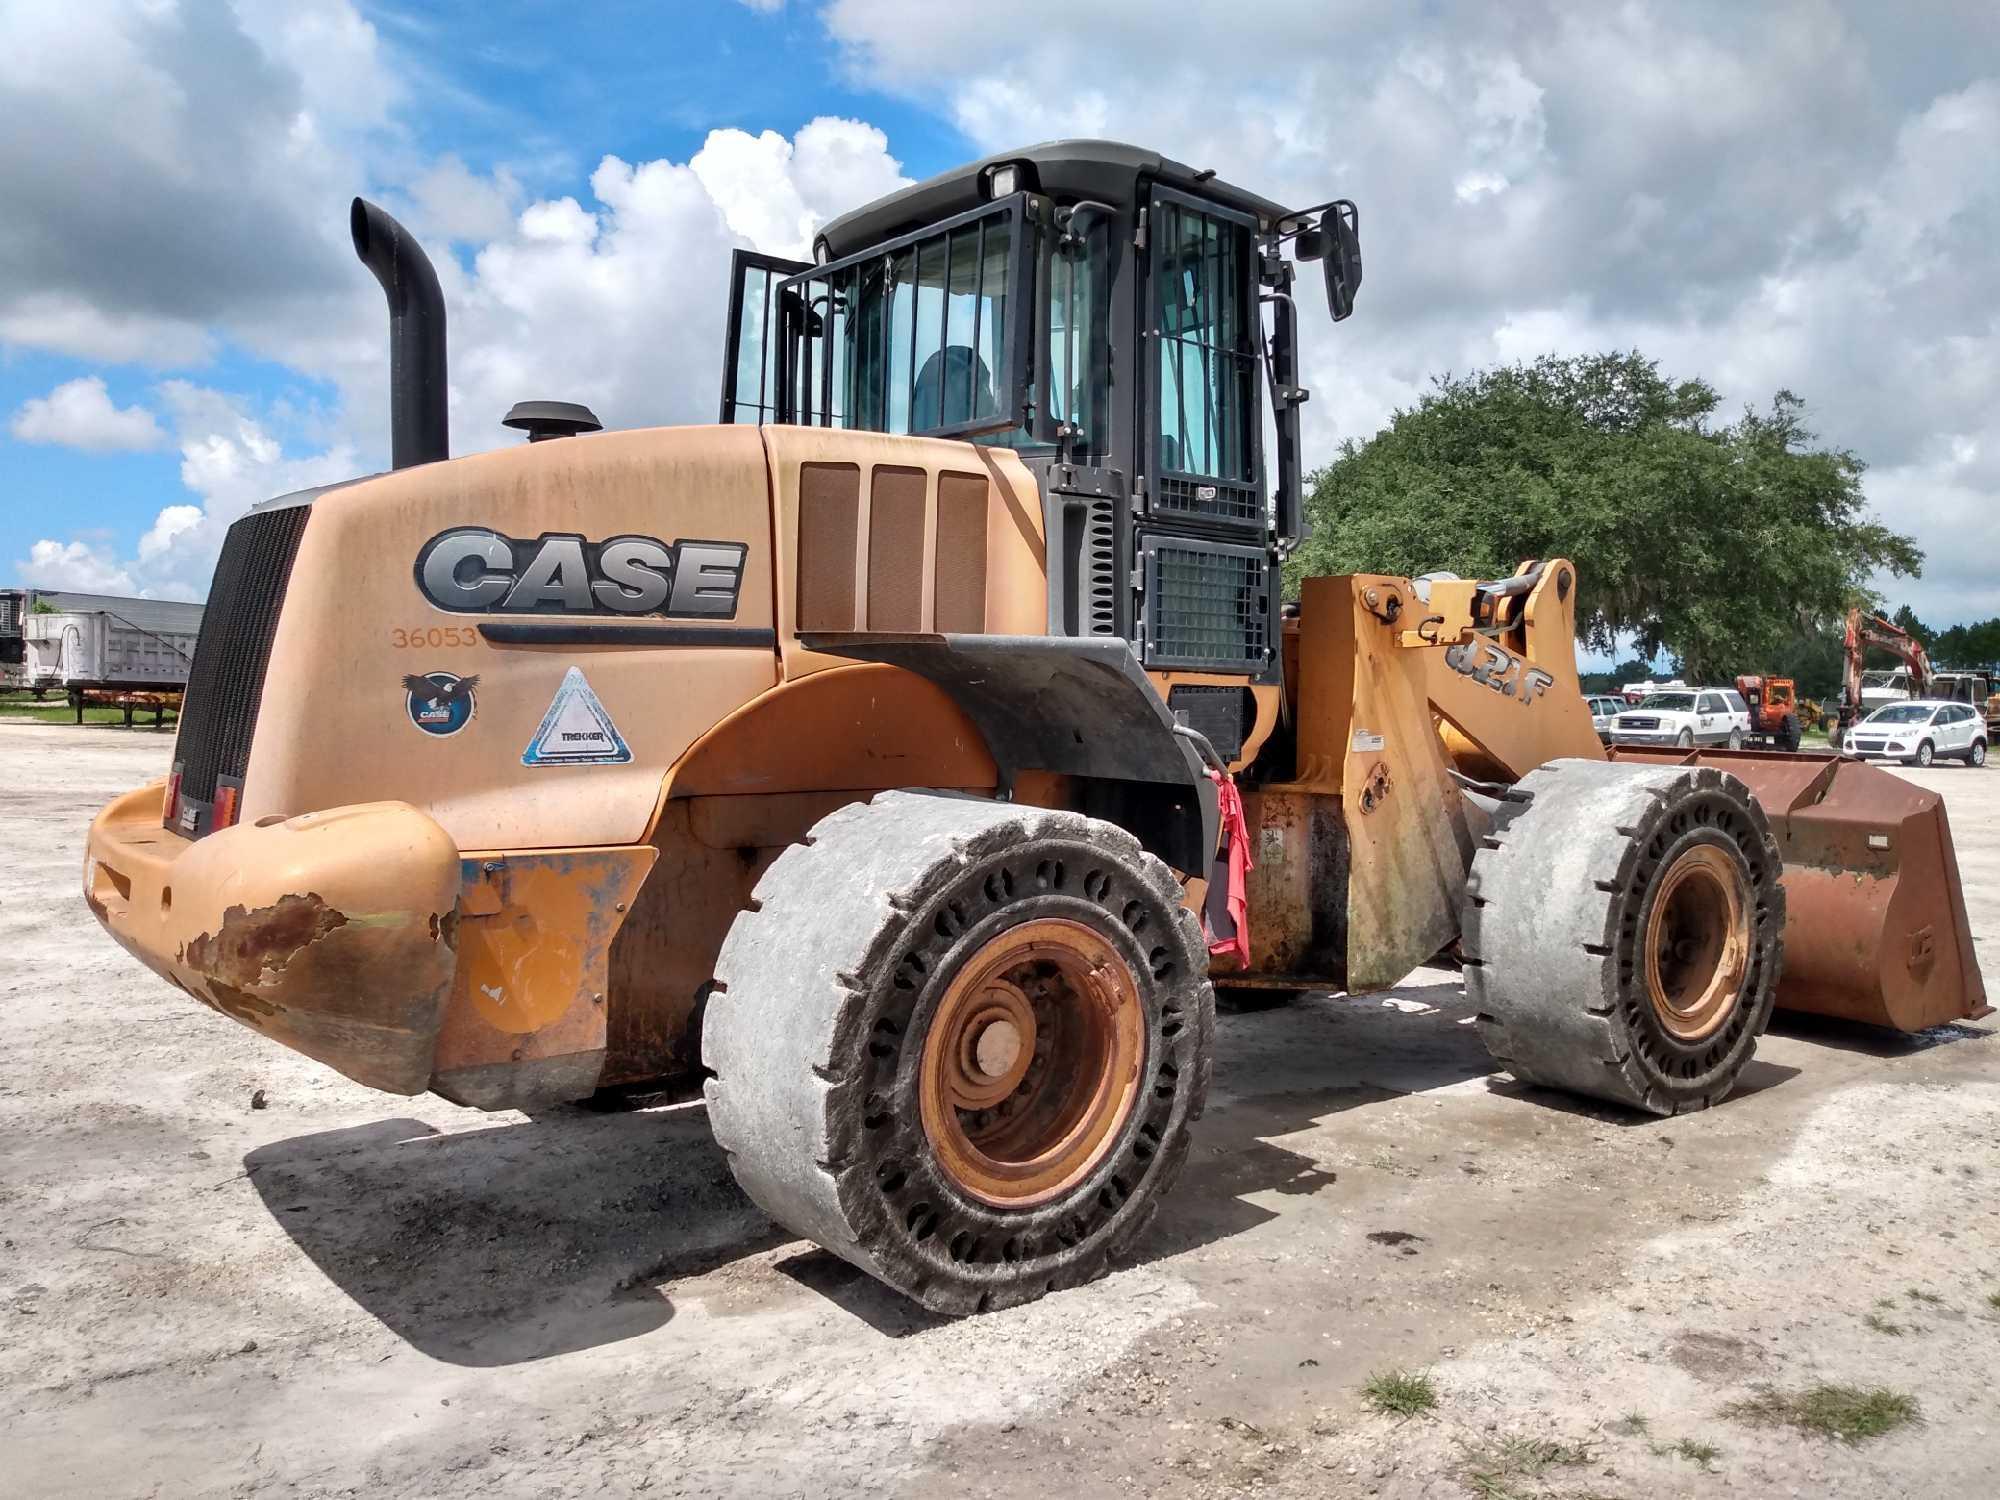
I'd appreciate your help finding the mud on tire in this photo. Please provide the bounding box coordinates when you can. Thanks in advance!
[703,791,1214,1314]
[1463,759,1784,1116]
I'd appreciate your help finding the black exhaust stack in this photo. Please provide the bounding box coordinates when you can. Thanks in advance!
[350,198,448,469]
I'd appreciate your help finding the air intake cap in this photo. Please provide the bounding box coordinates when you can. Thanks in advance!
[502,400,603,442]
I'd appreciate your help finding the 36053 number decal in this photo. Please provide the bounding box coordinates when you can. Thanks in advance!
[390,626,478,649]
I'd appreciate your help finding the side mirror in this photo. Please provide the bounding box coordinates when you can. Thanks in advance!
[1321,201,1361,322]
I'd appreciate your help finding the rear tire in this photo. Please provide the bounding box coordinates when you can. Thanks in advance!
[1779,714,1802,752]
[704,791,1213,1315]
[1463,760,1783,1116]
[1727,729,1744,751]
[1970,740,1987,768]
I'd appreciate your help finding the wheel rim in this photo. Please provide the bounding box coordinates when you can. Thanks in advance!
[919,917,1144,1209]
[1918,743,1932,765]
[1644,844,1751,1043]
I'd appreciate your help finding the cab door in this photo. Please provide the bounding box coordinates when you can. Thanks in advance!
[719,249,809,424]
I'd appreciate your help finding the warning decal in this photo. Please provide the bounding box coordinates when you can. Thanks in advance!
[521,667,632,766]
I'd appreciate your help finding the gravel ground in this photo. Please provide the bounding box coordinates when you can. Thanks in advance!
[3,720,1995,1498]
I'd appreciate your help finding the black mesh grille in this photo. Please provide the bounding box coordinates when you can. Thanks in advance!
[1154,474,1261,527]
[1167,684,1253,760]
[1142,536,1269,672]
[170,504,311,833]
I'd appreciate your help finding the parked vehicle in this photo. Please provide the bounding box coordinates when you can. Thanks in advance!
[1734,673,1804,750]
[4,589,203,693]
[1619,676,1688,705]
[22,610,198,694]
[1609,687,1751,749]
[1585,694,1625,741]
[1841,608,1931,731]
[1841,700,1987,767]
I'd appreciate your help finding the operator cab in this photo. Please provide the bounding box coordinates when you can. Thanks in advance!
[718,140,1359,687]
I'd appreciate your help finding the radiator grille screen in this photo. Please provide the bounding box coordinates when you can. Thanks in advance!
[1141,536,1269,672]
[796,462,861,630]
[866,466,926,631]
[170,503,311,835]
[933,471,989,632]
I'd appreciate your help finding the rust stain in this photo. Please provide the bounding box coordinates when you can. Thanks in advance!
[1357,761,1393,815]
[185,893,349,989]
[206,979,280,1026]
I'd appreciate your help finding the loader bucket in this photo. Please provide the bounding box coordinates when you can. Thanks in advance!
[1607,747,1989,1031]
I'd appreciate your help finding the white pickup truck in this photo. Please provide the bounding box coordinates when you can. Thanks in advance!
[1608,688,1752,750]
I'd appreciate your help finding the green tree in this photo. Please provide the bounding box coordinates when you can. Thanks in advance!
[1889,604,1935,651]
[1933,617,2000,669]
[1293,353,1923,680]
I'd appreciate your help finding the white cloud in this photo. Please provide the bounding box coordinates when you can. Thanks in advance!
[820,0,2000,627]
[10,376,166,451]
[12,94,903,600]
[407,153,522,243]
[10,0,1997,644]
[19,539,137,594]
[689,116,907,260]
[137,504,203,561]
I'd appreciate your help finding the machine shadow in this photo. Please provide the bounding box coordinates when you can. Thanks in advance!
[1139,973,1502,1260]
[248,970,1756,1354]
[245,1109,783,1367]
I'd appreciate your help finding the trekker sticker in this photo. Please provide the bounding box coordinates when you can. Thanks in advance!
[414,527,747,618]
[522,667,631,766]
[404,671,479,737]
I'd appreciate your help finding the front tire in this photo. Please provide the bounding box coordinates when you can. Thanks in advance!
[704,791,1213,1315]
[1464,760,1783,1116]
[1677,729,1695,750]
[1913,740,1934,767]
[1779,714,1802,752]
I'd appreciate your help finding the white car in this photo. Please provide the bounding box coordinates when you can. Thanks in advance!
[1585,694,1626,741]
[1841,700,1988,767]
[1609,688,1752,750]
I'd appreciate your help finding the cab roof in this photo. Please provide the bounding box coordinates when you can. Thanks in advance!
[815,139,1299,262]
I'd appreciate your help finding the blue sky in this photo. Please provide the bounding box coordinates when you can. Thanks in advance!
[0,0,970,597]
[3,0,1995,646]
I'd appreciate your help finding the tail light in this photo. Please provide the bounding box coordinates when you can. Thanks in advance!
[164,763,183,828]
[212,781,240,832]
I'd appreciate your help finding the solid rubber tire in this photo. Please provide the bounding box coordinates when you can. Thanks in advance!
[703,790,1214,1315]
[1462,759,1783,1116]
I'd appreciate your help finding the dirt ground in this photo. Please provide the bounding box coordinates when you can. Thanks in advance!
[4,719,1996,1499]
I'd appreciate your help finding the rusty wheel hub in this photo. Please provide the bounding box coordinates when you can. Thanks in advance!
[919,918,1144,1209]
[1645,844,1750,1042]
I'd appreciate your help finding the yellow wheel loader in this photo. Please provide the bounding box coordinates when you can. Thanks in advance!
[84,142,1987,1315]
